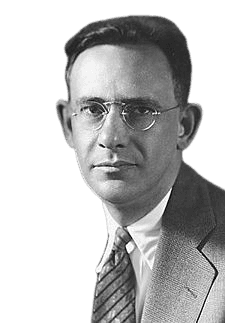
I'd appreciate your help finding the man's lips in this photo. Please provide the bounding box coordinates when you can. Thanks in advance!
[93,161,137,168]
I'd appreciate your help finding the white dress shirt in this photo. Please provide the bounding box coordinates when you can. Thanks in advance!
[96,190,171,322]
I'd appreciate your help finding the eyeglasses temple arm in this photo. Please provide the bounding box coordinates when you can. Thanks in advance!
[157,104,180,115]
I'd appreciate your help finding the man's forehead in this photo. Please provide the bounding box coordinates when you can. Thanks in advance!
[68,43,175,108]
[70,43,171,75]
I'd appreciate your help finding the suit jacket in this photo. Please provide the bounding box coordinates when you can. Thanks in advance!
[141,162,225,323]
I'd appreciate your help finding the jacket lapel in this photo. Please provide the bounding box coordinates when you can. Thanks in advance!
[141,163,217,323]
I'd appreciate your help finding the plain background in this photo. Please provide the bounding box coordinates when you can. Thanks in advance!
[1,1,225,322]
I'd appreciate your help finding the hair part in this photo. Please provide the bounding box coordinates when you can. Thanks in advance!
[65,16,192,107]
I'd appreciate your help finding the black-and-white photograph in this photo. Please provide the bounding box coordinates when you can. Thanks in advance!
[56,15,225,323]
[1,1,225,322]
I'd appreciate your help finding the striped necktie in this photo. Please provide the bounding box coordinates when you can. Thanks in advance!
[92,227,136,323]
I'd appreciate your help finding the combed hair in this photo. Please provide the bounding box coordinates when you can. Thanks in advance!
[65,15,192,106]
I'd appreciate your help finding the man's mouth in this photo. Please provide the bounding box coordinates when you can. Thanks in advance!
[93,160,137,169]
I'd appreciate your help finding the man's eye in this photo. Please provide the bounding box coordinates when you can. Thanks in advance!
[81,104,104,116]
[128,106,153,115]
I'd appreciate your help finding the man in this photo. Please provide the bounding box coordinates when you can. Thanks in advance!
[56,16,225,323]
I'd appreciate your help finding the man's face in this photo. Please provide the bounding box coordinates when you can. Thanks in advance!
[68,44,181,208]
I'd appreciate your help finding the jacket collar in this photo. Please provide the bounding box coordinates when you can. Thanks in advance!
[141,162,217,323]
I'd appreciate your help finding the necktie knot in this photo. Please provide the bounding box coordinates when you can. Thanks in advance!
[113,227,132,251]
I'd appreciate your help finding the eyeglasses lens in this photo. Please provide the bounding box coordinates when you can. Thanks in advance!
[79,101,155,131]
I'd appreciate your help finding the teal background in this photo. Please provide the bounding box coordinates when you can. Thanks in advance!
[1,1,224,322]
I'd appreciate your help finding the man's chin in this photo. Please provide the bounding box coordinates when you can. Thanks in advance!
[91,180,136,205]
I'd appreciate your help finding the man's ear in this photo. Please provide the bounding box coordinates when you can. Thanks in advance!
[56,100,74,148]
[177,103,202,150]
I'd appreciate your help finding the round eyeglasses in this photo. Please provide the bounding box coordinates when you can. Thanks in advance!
[71,100,180,131]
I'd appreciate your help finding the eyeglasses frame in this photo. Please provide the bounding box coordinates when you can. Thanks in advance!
[71,100,180,131]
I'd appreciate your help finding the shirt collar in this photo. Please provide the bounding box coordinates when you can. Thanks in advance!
[97,189,171,271]
[127,189,171,267]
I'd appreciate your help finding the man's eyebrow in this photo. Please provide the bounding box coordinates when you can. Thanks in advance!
[122,97,161,106]
[75,96,161,106]
[75,97,105,104]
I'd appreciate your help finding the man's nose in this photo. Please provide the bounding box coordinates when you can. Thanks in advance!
[97,108,129,150]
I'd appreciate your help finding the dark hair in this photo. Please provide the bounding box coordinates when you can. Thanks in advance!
[65,15,192,106]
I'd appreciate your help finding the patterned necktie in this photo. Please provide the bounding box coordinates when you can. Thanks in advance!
[92,227,136,323]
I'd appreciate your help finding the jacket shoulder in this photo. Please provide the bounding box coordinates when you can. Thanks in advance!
[181,162,225,222]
